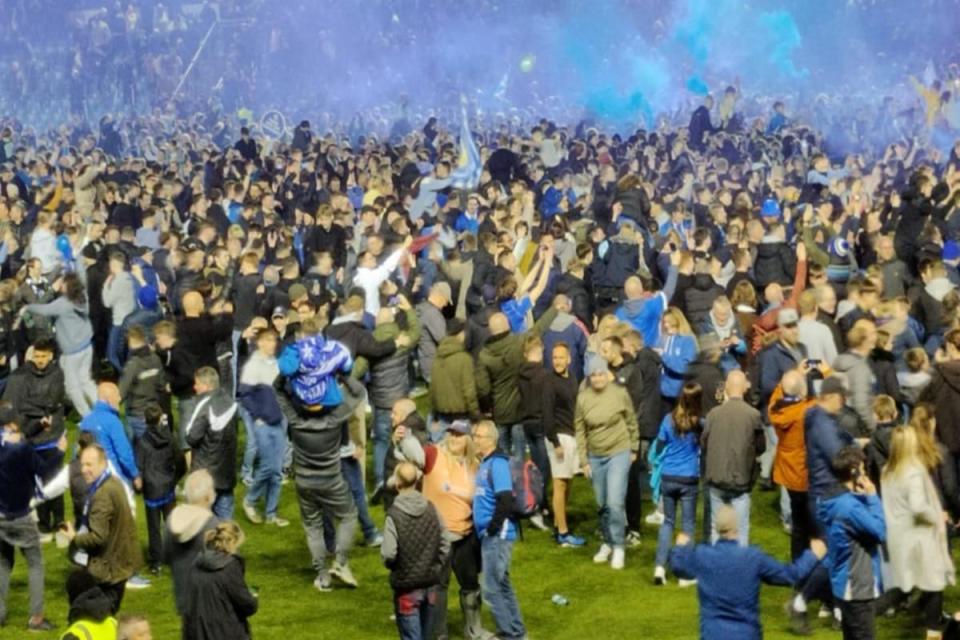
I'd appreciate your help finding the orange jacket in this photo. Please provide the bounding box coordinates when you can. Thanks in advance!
[768,383,816,492]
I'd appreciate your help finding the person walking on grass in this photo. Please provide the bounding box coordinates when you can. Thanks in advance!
[670,505,826,640]
[382,461,450,640]
[574,355,639,570]
[472,420,526,640]
[185,367,239,521]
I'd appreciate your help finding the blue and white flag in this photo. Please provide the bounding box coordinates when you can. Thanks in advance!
[449,107,481,191]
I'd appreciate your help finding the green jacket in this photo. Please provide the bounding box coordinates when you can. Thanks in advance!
[476,307,558,425]
[574,382,640,467]
[72,476,143,585]
[429,336,479,418]
[353,307,422,379]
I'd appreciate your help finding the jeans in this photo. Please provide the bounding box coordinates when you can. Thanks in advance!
[588,450,631,547]
[239,407,259,484]
[759,424,777,480]
[480,536,525,639]
[838,599,876,640]
[497,423,525,460]
[0,515,44,619]
[60,346,97,416]
[245,422,286,519]
[231,329,242,397]
[708,487,751,546]
[213,490,234,520]
[336,456,378,540]
[655,479,698,567]
[106,325,123,372]
[127,415,147,446]
[296,478,358,570]
[372,407,392,488]
[394,587,437,640]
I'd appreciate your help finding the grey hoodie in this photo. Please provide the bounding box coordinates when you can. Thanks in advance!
[26,296,93,354]
[832,351,876,432]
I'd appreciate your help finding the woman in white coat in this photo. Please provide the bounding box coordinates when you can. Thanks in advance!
[881,423,955,640]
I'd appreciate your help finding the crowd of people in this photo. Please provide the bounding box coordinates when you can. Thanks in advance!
[2,57,960,640]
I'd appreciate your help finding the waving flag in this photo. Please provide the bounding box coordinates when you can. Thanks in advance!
[449,107,481,191]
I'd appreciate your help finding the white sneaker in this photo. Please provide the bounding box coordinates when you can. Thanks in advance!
[528,513,548,531]
[592,544,612,564]
[678,578,698,588]
[645,510,664,526]
[610,547,625,570]
[653,565,666,586]
[242,502,263,525]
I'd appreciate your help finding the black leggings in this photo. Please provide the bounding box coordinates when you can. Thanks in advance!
[919,590,944,632]
[440,531,481,593]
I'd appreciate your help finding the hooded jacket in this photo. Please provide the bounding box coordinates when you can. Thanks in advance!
[753,238,796,289]
[136,417,185,503]
[429,337,479,419]
[237,351,283,425]
[614,266,678,347]
[768,384,816,492]
[183,549,258,640]
[279,334,353,409]
[554,272,593,329]
[118,345,167,418]
[2,360,65,444]
[818,488,885,601]
[516,361,548,435]
[912,276,955,339]
[682,274,724,330]
[542,311,589,380]
[382,490,449,591]
[164,505,220,614]
[476,308,557,425]
[185,390,239,491]
[804,405,853,498]
[832,351,877,432]
[920,361,960,454]
[358,308,421,409]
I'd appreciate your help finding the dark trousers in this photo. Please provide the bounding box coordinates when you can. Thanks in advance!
[524,430,551,512]
[36,495,64,534]
[434,531,482,635]
[625,439,650,533]
[919,590,945,632]
[787,489,816,561]
[838,599,875,640]
[100,580,127,615]
[145,501,174,567]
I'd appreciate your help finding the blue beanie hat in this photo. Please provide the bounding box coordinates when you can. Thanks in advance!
[137,285,159,310]
[761,198,781,218]
[830,237,850,259]
[943,240,960,262]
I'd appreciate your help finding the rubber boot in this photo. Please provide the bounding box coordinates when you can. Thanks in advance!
[461,590,496,640]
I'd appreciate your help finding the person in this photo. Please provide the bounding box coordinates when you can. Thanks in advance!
[118,325,168,444]
[353,235,412,315]
[184,367,239,520]
[475,306,558,458]
[541,294,589,381]
[102,251,137,371]
[657,307,699,411]
[575,356,639,569]
[136,403,184,575]
[117,614,152,640]
[701,370,764,545]
[652,382,703,585]
[613,255,679,355]
[59,570,118,640]
[819,446,886,640]
[428,319,479,441]
[881,425,955,640]
[832,319,879,433]
[21,272,97,416]
[0,402,65,631]
[61,445,143,614]
[163,469,219,617]
[182,521,258,640]
[543,341,585,547]
[238,328,288,527]
[3,338,68,539]
[382,461,450,640]
[80,382,142,507]
[416,281,452,382]
[515,334,551,529]
[669,506,825,640]
[472,420,526,640]
[395,419,494,640]
[769,369,820,561]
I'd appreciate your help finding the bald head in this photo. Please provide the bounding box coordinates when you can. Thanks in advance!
[393,461,420,491]
[724,370,748,399]
[764,283,784,305]
[97,382,121,408]
[182,291,204,317]
[782,369,806,397]
[489,312,510,336]
[552,294,571,312]
[624,276,644,300]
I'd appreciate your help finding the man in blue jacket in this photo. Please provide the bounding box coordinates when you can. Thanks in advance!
[79,382,141,493]
[472,420,525,640]
[0,402,65,631]
[614,251,680,348]
[787,375,855,633]
[670,505,825,640]
[819,446,886,640]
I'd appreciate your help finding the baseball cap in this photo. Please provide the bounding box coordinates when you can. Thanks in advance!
[777,308,799,328]
[820,376,849,397]
[271,306,288,319]
[446,420,471,435]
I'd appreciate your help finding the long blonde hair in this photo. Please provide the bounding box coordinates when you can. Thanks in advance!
[439,431,478,476]
[204,521,245,555]
[883,424,941,481]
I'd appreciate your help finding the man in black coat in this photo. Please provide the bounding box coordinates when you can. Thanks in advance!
[688,95,716,151]
[234,127,258,161]
[184,367,238,520]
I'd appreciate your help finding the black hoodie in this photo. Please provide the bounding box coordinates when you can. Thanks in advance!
[183,549,258,640]
[920,361,960,454]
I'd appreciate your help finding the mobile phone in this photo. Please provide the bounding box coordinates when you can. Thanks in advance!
[806,359,821,368]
